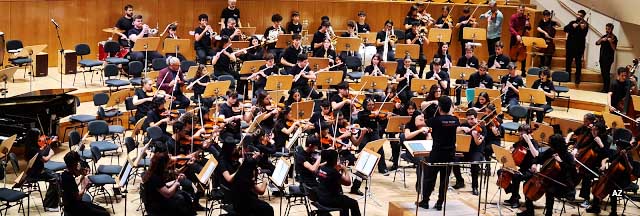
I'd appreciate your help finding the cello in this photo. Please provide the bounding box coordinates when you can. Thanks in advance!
[523,157,566,200]
[592,149,637,200]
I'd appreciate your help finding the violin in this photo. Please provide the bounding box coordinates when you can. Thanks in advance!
[37,134,55,150]
[174,150,203,166]
[369,109,395,119]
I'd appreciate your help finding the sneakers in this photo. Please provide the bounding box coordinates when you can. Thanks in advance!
[45,207,59,212]
[504,198,520,208]
[585,206,601,214]
[580,200,591,208]
[389,165,398,171]
[472,188,479,196]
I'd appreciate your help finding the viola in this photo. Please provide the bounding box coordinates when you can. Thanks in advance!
[523,157,563,201]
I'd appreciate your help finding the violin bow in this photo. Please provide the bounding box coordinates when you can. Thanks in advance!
[349,81,369,123]
[376,85,408,114]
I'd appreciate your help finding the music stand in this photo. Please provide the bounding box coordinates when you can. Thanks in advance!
[456,134,472,153]
[238,27,256,36]
[632,95,640,111]
[522,37,547,68]
[381,61,398,76]
[197,156,219,184]
[531,122,554,144]
[0,67,19,96]
[203,81,231,98]
[463,28,487,42]
[290,100,314,120]
[265,75,293,91]
[363,138,388,153]
[519,88,547,105]
[0,134,16,186]
[373,102,395,113]
[106,89,133,108]
[603,108,625,129]
[308,57,330,71]
[359,33,377,44]
[353,147,383,213]
[132,37,161,76]
[410,97,426,106]
[231,41,250,49]
[275,34,293,49]
[270,159,292,216]
[267,90,288,104]
[360,76,388,91]
[411,79,438,95]
[450,66,476,81]
[427,28,452,43]
[395,44,420,60]
[163,38,190,56]
[485,145,517,216]
[474,88,500,99]
[386,116,411,134]
[488,68,510,79]
[239,60,266,75]
[404,140,433,158]
[315,71,342,89]
[335,37,362,53]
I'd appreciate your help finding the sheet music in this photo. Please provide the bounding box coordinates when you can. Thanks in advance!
[405,140,433,152]
[271,159,290,187]
[119,161,132,188]
[198,157,218,184]
[355,150,379,176]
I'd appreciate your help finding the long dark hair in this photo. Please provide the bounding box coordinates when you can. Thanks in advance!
[474,92,490,108]
[321,149,339,167]
[426,84,441,101]
[143,151,170,183]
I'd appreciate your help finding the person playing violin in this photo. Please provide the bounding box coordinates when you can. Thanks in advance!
[503,124,539,209]
[517,134,576,216]
[228,146,275,216]
[250,129,276,174]
[250,53,277,97]
[294,135,323,188]
[530,68,556,123]
[274,107,312,152]
[403,5,421,31]
[285,89,303,107]
[586,130,640,215]
[479,1,504,57]
[480,104,504,159]
[172,113,207,153]
[144,97,175,144]
[403,111,427,170]
[133,78,157,123]
[357,97,389,175]
[609,67,631,113]
[452,109,486,195]
[316,149,362,216]
[456,6,479,54]
[435,5,453,29]
[186,64,211,105]
[245,91,279,132]
[27,133,61,212]
[61,151,109,215]
[331,82,355,122]
[218,90,244,145]
[311,100,335,130]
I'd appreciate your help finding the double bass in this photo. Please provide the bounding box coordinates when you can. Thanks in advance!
[509,13,530,62]
[539,11,557,56]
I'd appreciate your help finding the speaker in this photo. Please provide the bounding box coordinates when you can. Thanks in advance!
[35,52,48,77]
[58,50,77,74]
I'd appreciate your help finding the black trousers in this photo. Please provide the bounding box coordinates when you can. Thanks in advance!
[339,151,362,192]
[130,51,163,63]
[600,60,613,92]
[504,170,532,201]
[269,48,284,66]
[65,202,110,216]
[539,54,552,68]
[359,130,387,173]
[416,53,427,77]
[234,196,274,216]
[29,169,59,208]
[531,103,552,123]
[196,47,216,64]
[170,92,191,109]
[487,37,501,57]
[452,151,484,189]
[591,196,619,214]
[420,150,455,202]
[566,47,585,84]
[522,189,556,216]
[319,195,361,216]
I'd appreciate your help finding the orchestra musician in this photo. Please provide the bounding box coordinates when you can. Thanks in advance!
[339,20,363,64]
[421,84,442,118]
[435,5,454,29]
[281,34,304,72]
[248,53,277,96]
[501,63,524,121]
[456,60,491,106]
[452,109,486,195]
[61,151,109,216]
[396,57,419,102]
[287,11,302,34]
[488,41,511,69]
[609,67,631,113]
[404,5,422,31]
[364,54,386,77]
[274,107,310,152]
[376,20,396,61]
[456,6,479,54]
[115,4,134,47]
[316,149,362,216]
[479,1,504,57]
[517,134,576,216]
[220,18,242,41]
[536,10,560,68]
[405,21,429,76]
[425,58,450,96]
[264,14,286,66]
[250,129,276,173]
[241,36,265,61]
[229,148,274,216]
[133,78,157,123]
[596,23,618,93]
[358,97,389,175]
[127,15,164,62]
[144,97,173,143]
[218,90,244,145]
[313,38,337,64]
[310,100,335,130]
[220,0,241,30]
[312,21,332,53]
[285,89,303,107]
[331,82,354,122]
[471,92,492,112]
[502,125,539,209]
[245,91,278,132]
[432,43,452,72]
[406,111,429,189]
[457,45,480,69]
[509,5,530,72]
[289,54,323,99]
[564,10,589,84]
[530,68,556,123]
[187,64,210,105]
[418,96,462,210]
[158,56,190,109]
[357,11,371,33]
[480,104,504,168]
[161,23,186,61]
[27,140,60,212]
[295,135,323,187]
[194,14,216,65]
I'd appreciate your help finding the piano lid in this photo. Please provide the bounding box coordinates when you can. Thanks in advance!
[12,88,77,98]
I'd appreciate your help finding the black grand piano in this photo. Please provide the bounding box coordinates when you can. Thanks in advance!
[0,88,78,157]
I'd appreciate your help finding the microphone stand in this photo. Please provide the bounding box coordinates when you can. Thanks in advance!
[54,23,64,89]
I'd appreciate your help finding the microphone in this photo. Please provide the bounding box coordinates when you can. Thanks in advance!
[51,19,60,28]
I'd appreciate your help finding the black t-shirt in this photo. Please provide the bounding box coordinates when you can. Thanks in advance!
[220,7,240,26]
[295,146,318,185]
[404,16,420,27]
[599,34,618,63]
[214,47,233,72]
[145,110,167,133]
[364,65,386,75]
[424,69,450,94]
[458,15,474,40]
[537,20,558,39]
[376,31,393,53]
[231,158,258,197]
[467,72,494,89]
[461,122,486,153]
[396,66,417,89]
[488,54,510,69]
[116,16,134,46]
[243,46,264,61]
[610,80,630,109]
[531,79,555,103]
[564,20,588,50]
[134,88,154,114]
[282,45,303,65]
[331,94,351,120]
[190,75,210,95]
[313,48,337,60]
[406,123,427,140]
[358,109,379,132]
[219,103,241,133]
[254,65,277,88]
[501,75,524,102]
[220,28,241,41]
[357,23,371,33]
[216,158,239,188]
[514,139,539,171]
[289,64,311,87]
[436,15,451,29]
[423,103,439,119]
[194,26,213,49]
[427,115,460,152]
[264,26,285,50]
[61,171,81,210]
[28,146,50,178]
[456,56,480,69]
[312,31,327,52]
[317,165,342,200]
[127,28,147,48]
[405,31,425,54]
[287,22,303,34]
[273,121,288,149]
[143,174,170,212]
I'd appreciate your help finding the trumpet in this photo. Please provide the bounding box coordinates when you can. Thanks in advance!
[388,28,398,43]
[143,24,159,35]
[418,27,428,43]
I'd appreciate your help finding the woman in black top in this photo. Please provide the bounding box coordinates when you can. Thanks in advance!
[403,5,421,31]
[421,84,442,118]
[241,36,265,61]
[212,35,237,78]
[503,124,540,208]
[435,5,454,29]
[245,91,278,132]
[274,108,308,151]
[187,64,210,104]
[313,38,337,63]
[132,78,156,123]
[530,68,556,123]
[472,91,491,111]
[145,97,173,139]
[432,42,453,72]
[396,57,420,103]
[142,152,195,216]
[310,100,335,131]
[364,54,387,77]
[229,149,274,216]
[286,11,302,34]
[251,129,276,173]
[402,111,427,167]
[60,151,109,216]
[248,53,277,97]
[357,97,388,174]
[285,89,303,106]
[316,150,361,216]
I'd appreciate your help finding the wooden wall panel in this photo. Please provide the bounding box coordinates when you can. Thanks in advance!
[0,0,527,67]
